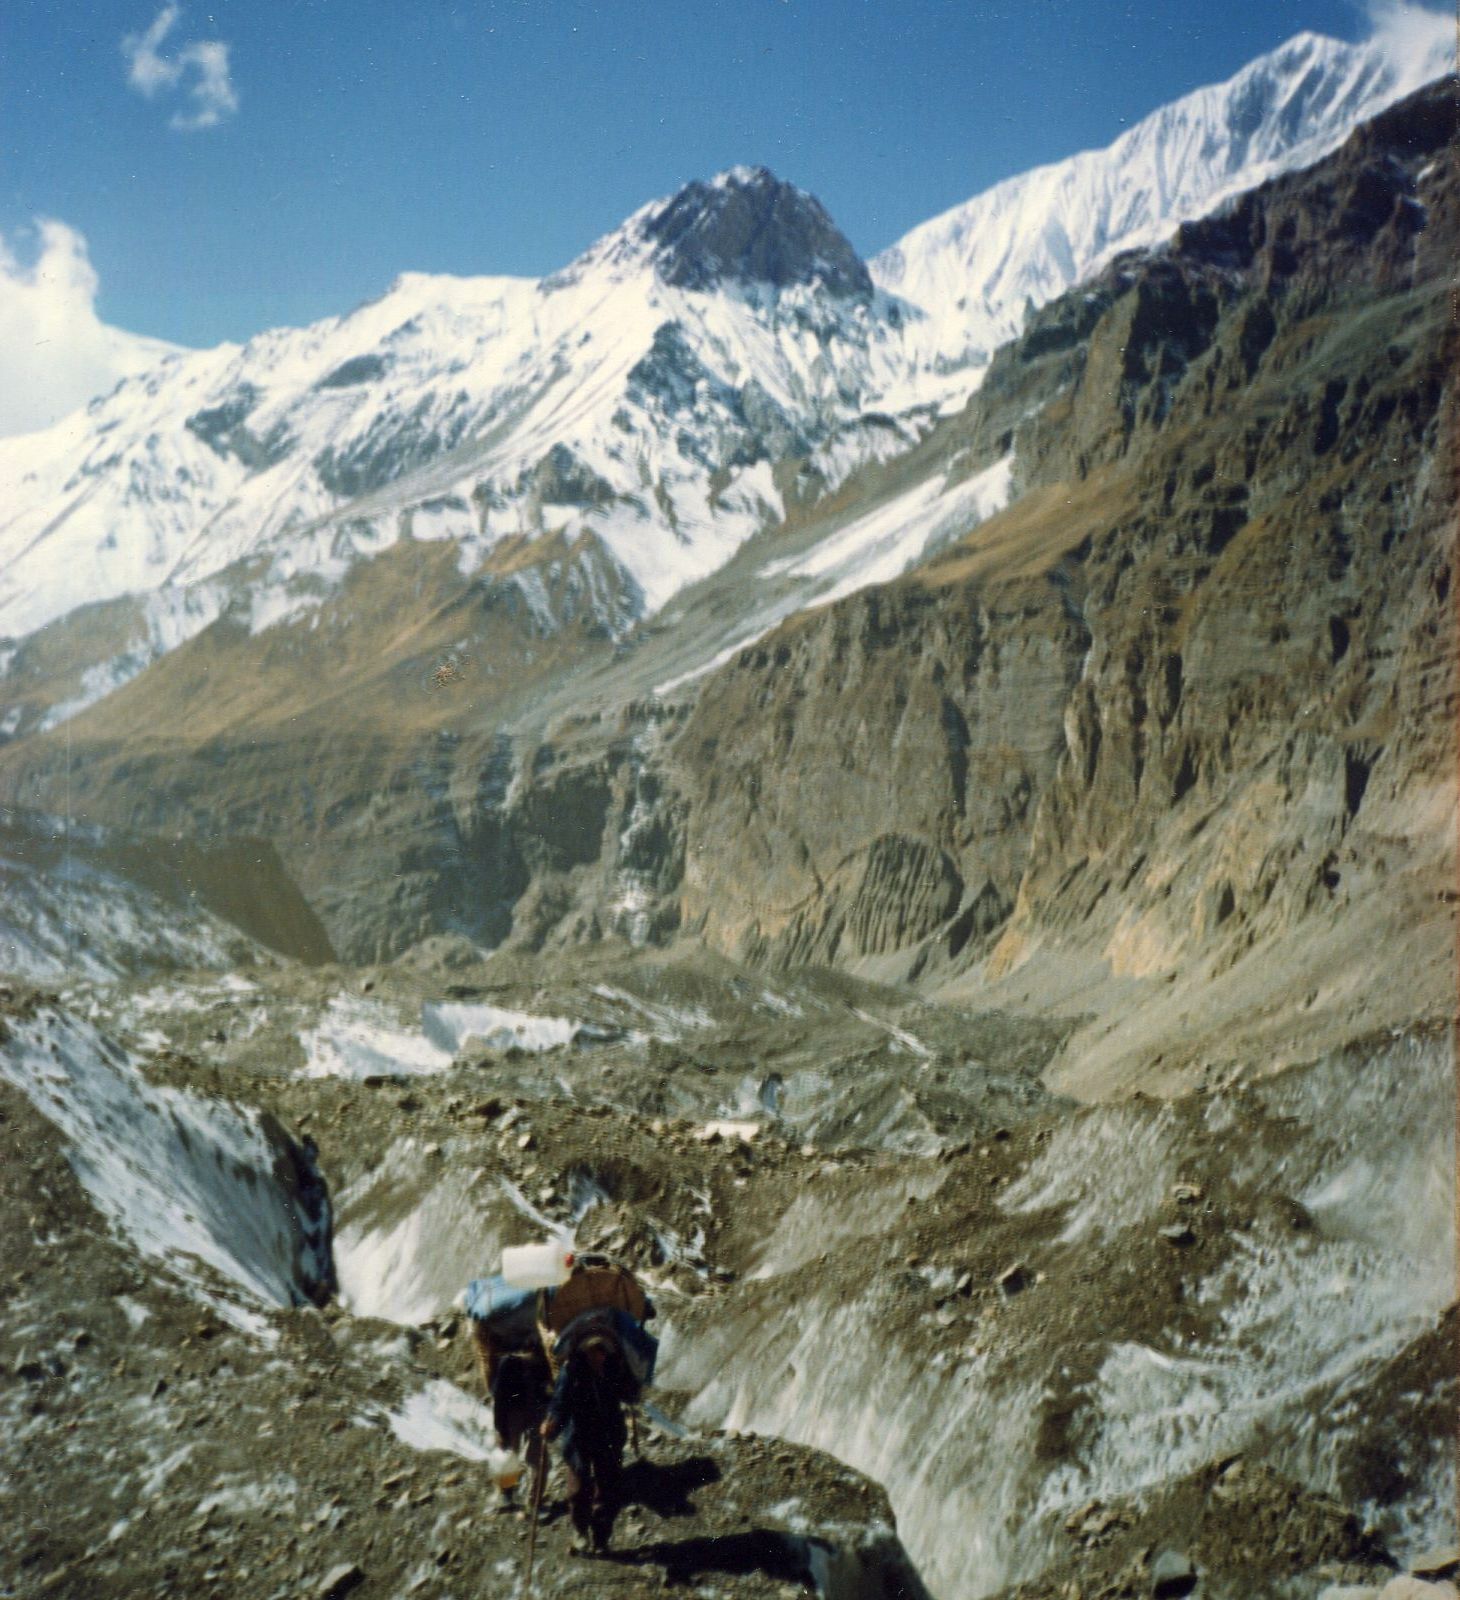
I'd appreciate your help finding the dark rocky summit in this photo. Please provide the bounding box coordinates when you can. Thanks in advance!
[642,166,874,298]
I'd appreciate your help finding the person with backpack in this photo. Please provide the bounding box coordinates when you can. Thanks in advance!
[461,1277,553,1510]
[539,1332,639,1555]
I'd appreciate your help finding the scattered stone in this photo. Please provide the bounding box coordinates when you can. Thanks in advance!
[1150,1549,1197,1597]
[314,1563,365,1600]
[1158,1223,1196,1248]
[423,1143,442,1159]
[517,1132,536,1151]
[997,1263,1030,1295]
[1376,1581,1460,1600]
[1171,1182,1204,1204]
[1413,1551,1460,1582]
[1066,1499,1127,1544]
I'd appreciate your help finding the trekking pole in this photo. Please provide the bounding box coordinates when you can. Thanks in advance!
[521,1436,548,1599]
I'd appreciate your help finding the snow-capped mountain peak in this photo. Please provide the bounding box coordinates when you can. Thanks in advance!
[0,168,911,684]
[547,165,873,300]
[0,20,1450,734]
[872,19,1455,384]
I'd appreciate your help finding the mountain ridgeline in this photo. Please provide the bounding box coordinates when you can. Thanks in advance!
[0,70,1455,1097]
[670,83,1460,1091]
[1,56,1457,1600]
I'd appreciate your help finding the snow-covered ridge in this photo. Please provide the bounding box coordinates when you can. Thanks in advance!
[0,171,913,654]
[872,17,1454,387]
[0,24,1447,710]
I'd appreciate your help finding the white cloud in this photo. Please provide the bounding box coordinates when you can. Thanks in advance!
[123,4,184,96]
[122,5,239,131]
[0,221,180,439]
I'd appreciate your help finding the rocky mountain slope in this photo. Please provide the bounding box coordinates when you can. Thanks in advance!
[667,78,1459,1096]
[1,46,1456,1600]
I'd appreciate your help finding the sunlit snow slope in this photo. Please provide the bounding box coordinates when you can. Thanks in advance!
[0,168,911,650]
[0,21,1449,696]
[873,16,1454,395]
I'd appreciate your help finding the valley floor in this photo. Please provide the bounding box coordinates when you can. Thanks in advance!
[2,939,1453,1600]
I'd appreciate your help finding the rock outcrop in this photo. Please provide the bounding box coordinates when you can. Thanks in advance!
[663,81,1458,1089]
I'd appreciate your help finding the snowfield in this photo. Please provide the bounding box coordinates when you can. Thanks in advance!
[0,1004,330,1328]
[0,19,1447,724]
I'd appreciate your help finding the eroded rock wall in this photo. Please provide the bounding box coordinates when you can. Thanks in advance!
[667,84,1458,1070]
[672,565,1088,968]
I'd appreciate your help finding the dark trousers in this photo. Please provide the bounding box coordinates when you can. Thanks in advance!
[493,1355,549,1460]
[565,1444,623,1546]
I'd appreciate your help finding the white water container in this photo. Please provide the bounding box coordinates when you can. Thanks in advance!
[501,1240,574,1289]
[489,1446,524,1492]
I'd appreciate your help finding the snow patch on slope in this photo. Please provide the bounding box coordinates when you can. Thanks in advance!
[386,1380,500,1462]
[37,584,230,731]
[764,454,1013,606]
[0,1006,328,1328]
[422,999,581,1056]
[299,994,584,1079]
[655,454,1014,697]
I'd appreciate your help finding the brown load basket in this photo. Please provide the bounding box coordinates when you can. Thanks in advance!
[535,1254,650,1373]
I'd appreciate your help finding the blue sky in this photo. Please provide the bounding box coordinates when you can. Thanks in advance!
[0,0,1442,355]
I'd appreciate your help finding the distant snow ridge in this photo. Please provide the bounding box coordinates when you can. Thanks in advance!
[0,22,1448,694]
[872,16,1455,393]
[0,167,912,653]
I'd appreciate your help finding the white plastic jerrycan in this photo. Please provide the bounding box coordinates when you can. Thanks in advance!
[489,1445,524,1493]
[501,1239,575,1289]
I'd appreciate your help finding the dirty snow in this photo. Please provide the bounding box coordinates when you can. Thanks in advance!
[0,1005,325,1328]
[386,1379,499,1462]
[421,999,580,1056]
